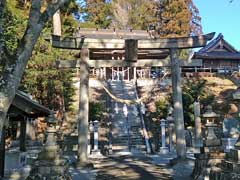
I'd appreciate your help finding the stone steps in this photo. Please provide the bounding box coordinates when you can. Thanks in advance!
[108,80,146,154]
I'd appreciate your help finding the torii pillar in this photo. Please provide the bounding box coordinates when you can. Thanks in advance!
[170,48,186,159]
[78,48,89,163]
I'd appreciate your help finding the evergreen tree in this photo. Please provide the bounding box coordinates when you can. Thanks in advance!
[111,0,155,30]
[79,0,112,28]
[153,0,202,37]
[0,0,74,134]
[5,0,77,113]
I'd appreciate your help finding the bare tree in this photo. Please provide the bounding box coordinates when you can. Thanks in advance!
[0,0,69,142]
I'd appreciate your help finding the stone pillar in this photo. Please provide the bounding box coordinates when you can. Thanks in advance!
[148,68,151,79]
[88,121,94,155]
[160,119,168,154]
[103,67,106,79]
[112,67,114,81]
[170,48,186,159]
[169,121,174,152]
[93,120,99,151]
[108,121,113,155]
[194,101,203,147]
[20,119,27,152]
[78,48,90,163]
[114,102,119,114]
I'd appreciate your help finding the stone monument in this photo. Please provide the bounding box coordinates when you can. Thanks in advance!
[167,114,174,152]
[90,120,102,158]
[159,119,169,154]
[193,101,203,147]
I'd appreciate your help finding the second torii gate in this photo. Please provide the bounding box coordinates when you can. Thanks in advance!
[50,29,214,162]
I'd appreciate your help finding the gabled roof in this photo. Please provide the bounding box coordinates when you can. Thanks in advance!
[198,33,238,53]
[194,33,240,60]
[8,90,53,118]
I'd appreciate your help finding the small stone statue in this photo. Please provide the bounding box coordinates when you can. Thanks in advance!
[148,24,158,39]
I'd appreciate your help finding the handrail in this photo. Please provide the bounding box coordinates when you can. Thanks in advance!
[132,80,151,153]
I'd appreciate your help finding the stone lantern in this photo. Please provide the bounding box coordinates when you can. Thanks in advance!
[39,113,59,160]
[27,113,69,179]
[192,106,225,179]
[202,105,221,150]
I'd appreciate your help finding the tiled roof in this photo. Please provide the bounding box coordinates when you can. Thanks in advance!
[194,51,240,60]
[198,33,238,53]
[10,90,53,116]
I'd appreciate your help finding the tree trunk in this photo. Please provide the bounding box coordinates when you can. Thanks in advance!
[0,0,70,142]
[0,0,6,56]
[53,10,62,36]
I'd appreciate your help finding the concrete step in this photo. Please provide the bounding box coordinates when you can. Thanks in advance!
[112,145,129,151]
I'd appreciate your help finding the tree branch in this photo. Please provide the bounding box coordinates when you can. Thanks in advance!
[29,0,42,25]
[40,0,70,26]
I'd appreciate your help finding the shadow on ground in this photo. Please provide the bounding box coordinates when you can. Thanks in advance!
[93,155,172,180]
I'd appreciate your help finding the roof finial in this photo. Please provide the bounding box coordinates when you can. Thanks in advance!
[219,33,223,39]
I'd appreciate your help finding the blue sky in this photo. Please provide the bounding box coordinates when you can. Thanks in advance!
[194,0,240,50]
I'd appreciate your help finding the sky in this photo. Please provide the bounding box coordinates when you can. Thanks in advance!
[194,0,240,50]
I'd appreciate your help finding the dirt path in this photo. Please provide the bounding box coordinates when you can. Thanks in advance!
[93,155,172,180]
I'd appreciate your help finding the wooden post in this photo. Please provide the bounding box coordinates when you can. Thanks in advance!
[134,67,137,80]
[78,48,90,163]
[20,118,27,152]
[125,39,138,62]
[0,126,5,178]
[170,48,186,159]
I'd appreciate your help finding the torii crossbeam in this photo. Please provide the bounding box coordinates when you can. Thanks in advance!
[50,29,214,162]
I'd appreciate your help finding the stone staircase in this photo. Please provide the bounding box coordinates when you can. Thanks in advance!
[108,80,145,154]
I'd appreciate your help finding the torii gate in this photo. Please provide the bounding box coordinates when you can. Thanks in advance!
[50,29,214,162]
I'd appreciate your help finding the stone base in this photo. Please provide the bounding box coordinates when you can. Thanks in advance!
[27,160,69,179]
[200,146,223,153]
[204,139,221,147]
[38,145,59,160]
[193,139,203,148]
[89,150,105,159]
[91,150,101,155]
[159,147,169,154]
[74,161,94,168]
